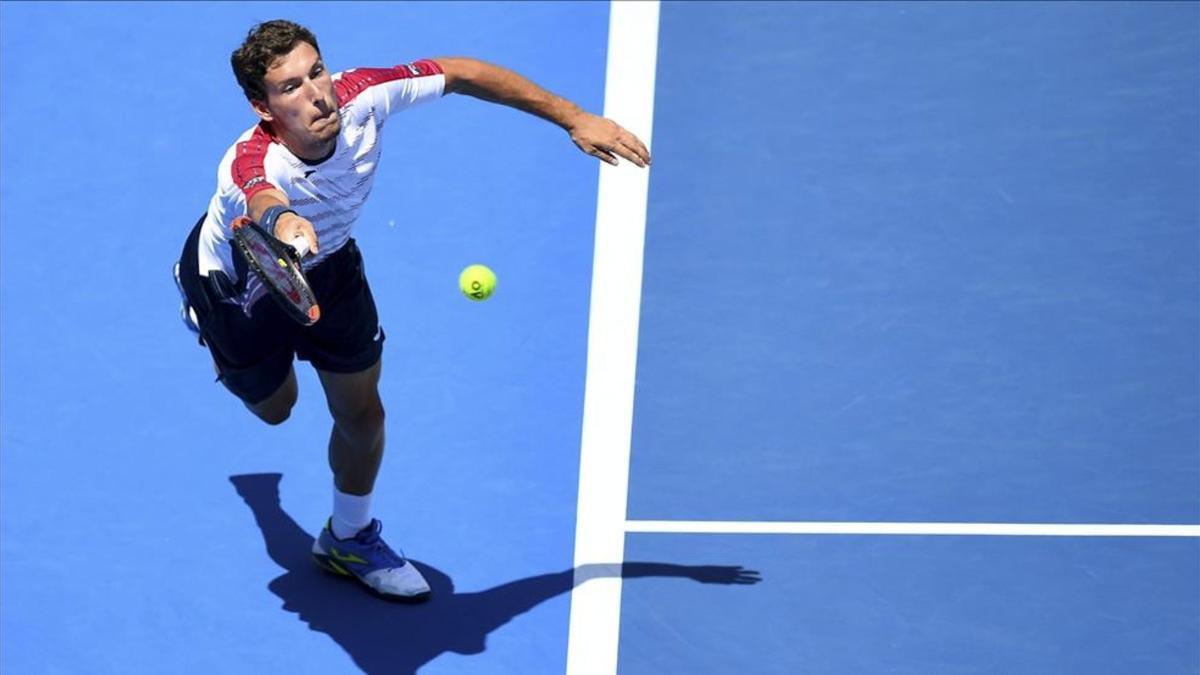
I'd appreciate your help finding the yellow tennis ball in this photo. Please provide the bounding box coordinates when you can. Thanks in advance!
[459,264,496,301]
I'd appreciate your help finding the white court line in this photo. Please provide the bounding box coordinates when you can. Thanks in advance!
[627,520,1200,537]
[566,2,660,674]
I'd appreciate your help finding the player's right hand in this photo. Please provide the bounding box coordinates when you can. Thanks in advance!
[274,212,320,256]
[568,112,651,168]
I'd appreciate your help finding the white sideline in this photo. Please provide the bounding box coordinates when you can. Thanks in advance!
[626,520,1200,537]
[566,2,661,674]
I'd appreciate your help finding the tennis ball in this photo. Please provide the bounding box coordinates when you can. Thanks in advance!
[459,264,496,301]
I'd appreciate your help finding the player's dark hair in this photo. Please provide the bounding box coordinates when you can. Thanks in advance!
[231,20,321,103]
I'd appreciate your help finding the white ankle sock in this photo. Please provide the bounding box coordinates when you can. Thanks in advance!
[331,488,373,540]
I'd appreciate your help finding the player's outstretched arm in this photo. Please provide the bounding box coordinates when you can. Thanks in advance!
[434,56,651,168]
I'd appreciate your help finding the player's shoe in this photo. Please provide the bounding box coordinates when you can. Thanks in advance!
[173,262,201,336]
[312,519,432,603]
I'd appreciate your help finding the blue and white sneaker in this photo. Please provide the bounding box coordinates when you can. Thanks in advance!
[312,519,431,603]
[173,262,201,336]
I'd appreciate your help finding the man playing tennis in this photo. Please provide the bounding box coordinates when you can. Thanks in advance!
[174,20,650,602]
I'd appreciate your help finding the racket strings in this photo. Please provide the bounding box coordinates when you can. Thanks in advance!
[232,218,320,325]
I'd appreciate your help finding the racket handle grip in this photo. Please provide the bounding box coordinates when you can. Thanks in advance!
[289,234,311,258]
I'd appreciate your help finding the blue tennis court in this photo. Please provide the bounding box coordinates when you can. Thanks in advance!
[2,2,1197,673]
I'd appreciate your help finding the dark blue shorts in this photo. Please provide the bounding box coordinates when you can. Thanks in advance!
[177,217,385,404]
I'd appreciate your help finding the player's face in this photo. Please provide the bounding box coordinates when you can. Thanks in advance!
[254,41,340,158]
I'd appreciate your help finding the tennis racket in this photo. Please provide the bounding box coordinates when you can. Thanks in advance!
[230,215,321,325]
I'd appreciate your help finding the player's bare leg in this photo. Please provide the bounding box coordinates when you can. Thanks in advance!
[311,357,429,601]
[237,366,299,425]
[317,358,385,495]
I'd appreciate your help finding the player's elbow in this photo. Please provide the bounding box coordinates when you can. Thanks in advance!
[435,56,482,95]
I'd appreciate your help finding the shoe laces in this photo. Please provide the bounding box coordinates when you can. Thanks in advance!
[354,521,405,568]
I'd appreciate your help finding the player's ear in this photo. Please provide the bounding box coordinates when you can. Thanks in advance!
[250,98,274,123]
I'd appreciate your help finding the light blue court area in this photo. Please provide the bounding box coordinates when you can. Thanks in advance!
[2,2,605,673]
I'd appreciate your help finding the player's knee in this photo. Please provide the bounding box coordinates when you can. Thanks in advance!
[247,389,298,426]
[255,405,293,426]
[356,400,386,433]
[336,399,385,438]
[246,372,299,425]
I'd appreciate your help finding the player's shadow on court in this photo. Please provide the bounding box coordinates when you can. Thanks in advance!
[230,473,761,675]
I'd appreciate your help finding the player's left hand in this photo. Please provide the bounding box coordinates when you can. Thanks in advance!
[568,112,651,168]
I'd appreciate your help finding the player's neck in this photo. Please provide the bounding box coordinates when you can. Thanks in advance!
[280,132,336,165]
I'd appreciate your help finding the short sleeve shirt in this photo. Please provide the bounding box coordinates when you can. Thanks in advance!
[196,60,445,305]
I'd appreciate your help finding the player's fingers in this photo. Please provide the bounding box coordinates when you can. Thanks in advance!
[588,146,619,166]
[605,120,650,164]
[611,140,647,168]
[625,135,651,165]
[285,217,319,255]
[273,212,298,239]
[302,222,320,254]
[274,213,314,250]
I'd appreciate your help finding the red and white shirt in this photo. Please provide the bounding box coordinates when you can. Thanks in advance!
[196,60,445,307]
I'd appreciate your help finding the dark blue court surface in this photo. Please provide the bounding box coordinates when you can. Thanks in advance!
[620,3,1199,673]
[630,1,1199,525]
[619,534,1199,674]
[2,2,1198,673]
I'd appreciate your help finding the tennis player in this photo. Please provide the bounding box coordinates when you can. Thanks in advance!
[174,19,650,602]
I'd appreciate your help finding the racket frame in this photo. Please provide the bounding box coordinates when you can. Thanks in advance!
[230,215,321,326]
